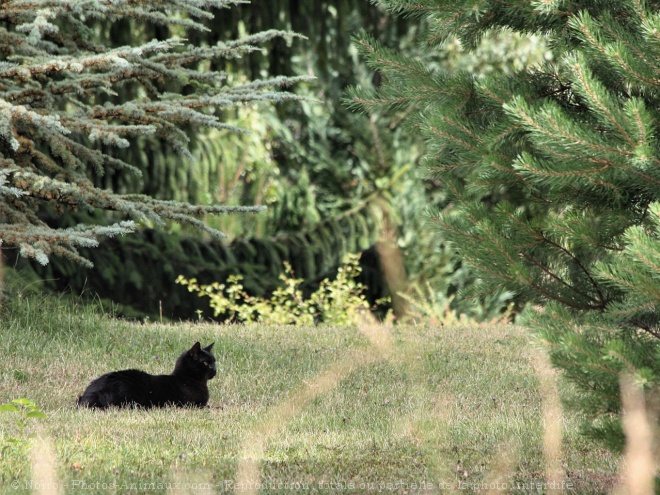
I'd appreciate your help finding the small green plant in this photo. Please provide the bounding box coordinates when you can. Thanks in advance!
[177,254,387,324]
[0,399,46,430]
[1,399,46,452]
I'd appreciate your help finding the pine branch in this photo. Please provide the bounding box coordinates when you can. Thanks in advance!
[0,0,307,266]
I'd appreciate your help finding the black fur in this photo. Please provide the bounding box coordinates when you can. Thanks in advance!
[77,342,216,409]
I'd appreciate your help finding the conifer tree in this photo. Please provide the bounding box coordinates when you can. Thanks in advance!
[0,0,309,267]
[351,0,660,451]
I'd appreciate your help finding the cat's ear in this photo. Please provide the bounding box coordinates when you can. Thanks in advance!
[190,342,201,354]
[204,342,214,352]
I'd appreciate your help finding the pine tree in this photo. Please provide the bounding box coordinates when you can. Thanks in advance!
[351,0,660,452]
[0,0,309,267]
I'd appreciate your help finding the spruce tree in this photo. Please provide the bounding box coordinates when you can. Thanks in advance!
[351,0,660,452]
[0,0,308,267]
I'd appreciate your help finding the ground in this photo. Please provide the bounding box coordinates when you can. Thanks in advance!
[0,293,619,494]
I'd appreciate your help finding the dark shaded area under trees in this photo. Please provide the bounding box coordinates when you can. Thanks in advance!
[5,212,386,320]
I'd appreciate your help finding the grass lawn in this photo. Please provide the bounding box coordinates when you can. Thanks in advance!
[0,290,619,494]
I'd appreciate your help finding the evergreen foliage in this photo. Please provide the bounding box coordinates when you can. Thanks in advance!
[352,0,660,452]
[0,0,309,267]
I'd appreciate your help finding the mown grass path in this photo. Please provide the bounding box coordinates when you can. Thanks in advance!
[0,297,618,494]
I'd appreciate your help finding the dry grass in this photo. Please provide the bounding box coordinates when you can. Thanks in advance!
[0,290,624,494]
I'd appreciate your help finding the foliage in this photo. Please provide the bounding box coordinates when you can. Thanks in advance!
[177,253,388,325]
[220,1,553,320]
[8,0,560,322]
[398,282,514,327]
[0,399,46,455]
[9,1,417,320]
[352,0,660,453]
[8,200,385,320]
[442,30,551,77]
[0,398,46,430]
[0,0,309,267]
[86,0,414,236]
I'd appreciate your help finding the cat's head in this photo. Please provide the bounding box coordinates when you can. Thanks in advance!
[174,342,217,380]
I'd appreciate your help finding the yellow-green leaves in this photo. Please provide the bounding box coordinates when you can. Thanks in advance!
[177,254,385,325]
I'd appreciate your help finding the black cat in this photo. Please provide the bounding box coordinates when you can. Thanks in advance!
[77,342,216,409]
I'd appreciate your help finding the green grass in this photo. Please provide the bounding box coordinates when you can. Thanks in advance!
[0,289,619,494]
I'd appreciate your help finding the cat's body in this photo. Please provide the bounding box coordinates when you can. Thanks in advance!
[77,342,216,409]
